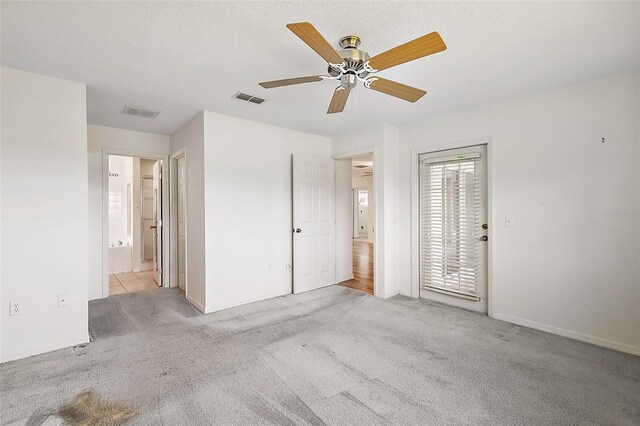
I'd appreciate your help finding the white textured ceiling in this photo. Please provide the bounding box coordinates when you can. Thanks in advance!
[2,1,639,137]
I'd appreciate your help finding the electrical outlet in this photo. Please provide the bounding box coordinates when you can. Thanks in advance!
[10,301,21,316]
[267,264,272,271]
[505,216,513,227]
[58,294,69,308]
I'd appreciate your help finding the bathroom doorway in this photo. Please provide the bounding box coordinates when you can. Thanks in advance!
[107,154,165,295]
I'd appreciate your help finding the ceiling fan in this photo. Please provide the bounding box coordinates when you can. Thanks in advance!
[259,22,447,114]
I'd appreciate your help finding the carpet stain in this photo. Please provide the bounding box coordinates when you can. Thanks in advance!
[56,391,137,426]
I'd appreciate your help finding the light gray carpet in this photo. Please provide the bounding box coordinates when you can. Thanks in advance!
[1,286,638,425]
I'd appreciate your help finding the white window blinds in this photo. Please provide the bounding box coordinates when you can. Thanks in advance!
[419,153,481,299]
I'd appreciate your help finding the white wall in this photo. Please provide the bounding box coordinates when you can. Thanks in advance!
[1,67,88,362]
[107,155,133,245]
[202,111,331,312]
[382,125,400,298]
[170,113,206,312]
[398,71,640,355]
[332,124,400,298]
[87,125,170,300]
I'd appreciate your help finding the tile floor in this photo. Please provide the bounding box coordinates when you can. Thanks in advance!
[109,271,159,295]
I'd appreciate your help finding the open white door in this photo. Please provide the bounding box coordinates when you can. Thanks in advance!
[152,160,163,286]
[293,154,335,294]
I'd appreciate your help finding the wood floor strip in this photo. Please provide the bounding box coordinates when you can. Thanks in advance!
[340,240,373,295]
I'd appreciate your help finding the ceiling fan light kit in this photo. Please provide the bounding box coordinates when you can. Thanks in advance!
[259,22,447,114]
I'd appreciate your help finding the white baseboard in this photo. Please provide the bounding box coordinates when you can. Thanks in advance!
[492,312,640,356]
[337,274,354,283]
[186,295,205,313]
[205,290,291,314]
[1,334,90,363]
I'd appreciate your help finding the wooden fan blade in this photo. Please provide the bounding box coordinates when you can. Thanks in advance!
[368,32,446,72]
[327,87,350,114]
[368,77,426,103]
[287,22,345,64]
[259,76,324,89]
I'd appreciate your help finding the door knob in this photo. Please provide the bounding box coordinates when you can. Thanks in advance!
[294,228,302,234]
[480,235,488,241]
[150,225,157,229]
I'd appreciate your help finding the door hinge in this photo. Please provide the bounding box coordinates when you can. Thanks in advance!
[158,220,162,227]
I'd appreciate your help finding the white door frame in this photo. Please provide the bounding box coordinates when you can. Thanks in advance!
[102,148,171,297]
[410,137,495,316]
[332,147,380,297]
[169,148,188,297]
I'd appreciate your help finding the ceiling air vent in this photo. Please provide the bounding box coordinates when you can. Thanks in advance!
[233,92,267,105]
[122,104,160,119]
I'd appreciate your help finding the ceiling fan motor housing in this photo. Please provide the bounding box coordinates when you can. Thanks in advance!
[329,35,371,88]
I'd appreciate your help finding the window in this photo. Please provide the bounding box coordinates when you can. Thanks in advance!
[358,189,368,206]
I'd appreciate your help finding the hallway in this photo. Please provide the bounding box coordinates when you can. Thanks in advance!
[340,240,374,294]
[109,271,158,295]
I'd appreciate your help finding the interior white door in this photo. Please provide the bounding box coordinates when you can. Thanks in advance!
[418,145,488,313]
[177,156,186,290]
[152,160,163,286]
[293,154,336,294]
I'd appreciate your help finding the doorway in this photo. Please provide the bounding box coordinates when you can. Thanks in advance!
[417,144,488,313]
[340,154,375,295]
[106,154,165,296]
[291,151,377,297]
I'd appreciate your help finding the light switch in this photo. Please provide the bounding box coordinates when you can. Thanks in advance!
[505,216,513,227]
